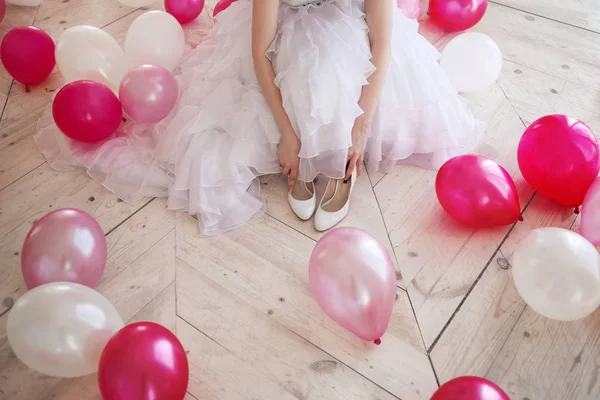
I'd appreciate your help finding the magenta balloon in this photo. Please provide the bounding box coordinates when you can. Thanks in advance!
[0,0,6,25]
[436,155,521,228]
[21,208,107,290]
[119,65,179,124]
[429,0,488,32]
[165,0,205,24]
[581,177,600,246]
[309,227,397,343]
[213,0,237,17]
[430,376,509,400]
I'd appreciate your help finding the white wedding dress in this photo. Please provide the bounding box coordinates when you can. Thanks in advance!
[35,0,485,236]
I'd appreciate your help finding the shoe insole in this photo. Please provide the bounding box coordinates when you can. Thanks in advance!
[322,179,352,212]
[291,180,313,201]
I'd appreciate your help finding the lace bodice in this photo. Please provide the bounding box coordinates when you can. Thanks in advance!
[281,0,325,6]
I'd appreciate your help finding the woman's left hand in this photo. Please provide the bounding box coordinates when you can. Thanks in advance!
[346,115,370,179]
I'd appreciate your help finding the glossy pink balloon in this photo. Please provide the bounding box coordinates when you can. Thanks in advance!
[213,0,237,17]
[429,0,488,32]
[430,376,509,400]
[581,177,600,246]
[397,0,419,19]
[53,80,123,143]
[21,208,107,290]
[309,227,397,343]
[436,155,521,228]
[119,65,178,124]
[165,0,204,24]
[1,26,55,86]
[518,115,600,208]
[98,322,189,400]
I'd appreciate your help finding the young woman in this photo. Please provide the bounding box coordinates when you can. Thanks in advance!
[36,0,484,236]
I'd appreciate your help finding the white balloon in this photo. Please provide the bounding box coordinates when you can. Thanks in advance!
[116,0,154,7]
[6,0,42,6]
[56,25,128,93]
[125,11,185,72]
[440,32,502,93]
[512,228,600,321]
[7,282,124,378]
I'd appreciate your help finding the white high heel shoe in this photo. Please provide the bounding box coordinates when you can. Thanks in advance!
[288,180,317,221]
[314,169,356,232]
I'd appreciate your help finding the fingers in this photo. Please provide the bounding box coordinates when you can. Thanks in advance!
[282,164,291,177]
[357,154,364,178]
[288,167,298,193]
[345,152,359,180]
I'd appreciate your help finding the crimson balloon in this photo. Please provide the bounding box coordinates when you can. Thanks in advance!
[1,26,55,86]
[431,376,509,400]
[429,0,488,32]
[165,0,205,24]
[0,0,6,24]
[98,322,189,400]
[518,114,600,208]
[213,0,237,17]
[52,80,123,143]
[436,155,521,228]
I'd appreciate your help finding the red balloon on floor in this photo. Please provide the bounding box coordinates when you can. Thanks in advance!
[518,114,600,208]
[431,376,509,400]
[213,0,237,17]
[98,322,189,400]
[52,80,122,143]
[0,26,55,86]
[165,0,205,24]
[428,0,488,32]
[436,155,521,228]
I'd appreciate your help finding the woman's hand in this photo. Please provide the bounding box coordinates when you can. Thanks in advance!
[278,132,301,193]
[346,115,370,180]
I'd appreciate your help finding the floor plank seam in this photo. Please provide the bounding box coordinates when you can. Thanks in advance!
[489,1,600,35]
[128,279,176,322]
[104,197,157,236]
[264,211,318,244]
[427,192,537,354]
[496,82,528,129]
[0,80,14,122]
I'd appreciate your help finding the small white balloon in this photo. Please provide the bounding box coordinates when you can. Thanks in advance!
[512,228,600,321]
[116,0,154,7]
[6,0,42,6]
[125,11,185,72]
[56,25,128,93]
[440,32,502,93]
[7,282,124,378]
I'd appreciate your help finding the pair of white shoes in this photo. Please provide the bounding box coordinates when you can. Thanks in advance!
[287,170,357,231]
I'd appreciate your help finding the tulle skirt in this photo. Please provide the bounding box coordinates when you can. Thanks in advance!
[35,0,485,236]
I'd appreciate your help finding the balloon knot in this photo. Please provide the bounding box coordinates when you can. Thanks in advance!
[374,339,381,346]
[518,216,524,222]
[575,206,581,215]
[122,117,127,123]
[25,85,30,93]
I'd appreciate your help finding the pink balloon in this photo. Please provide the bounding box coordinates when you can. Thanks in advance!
[430,376,509,400]
[581,177,600,246]
[165,0,205,25]
[309,227,397,343]
[436,155,521,228]
[397,0,420,19]
[213,0,237,17]
[0,26,55,86]
[428,0,488,32]
[518,114,600,208]
[53,80,123,143]
[119,65,179,124]
[99,322,189,400]
[21,208,107,290]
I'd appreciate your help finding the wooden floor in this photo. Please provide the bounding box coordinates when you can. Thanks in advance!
[1,0,600,399]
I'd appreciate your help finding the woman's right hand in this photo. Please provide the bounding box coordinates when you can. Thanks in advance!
[277,133,301,193]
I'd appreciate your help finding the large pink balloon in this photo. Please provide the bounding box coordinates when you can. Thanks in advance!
[213,0,237,17]
[309,227,397,343]
[165,0,204,24]
[436,155,521,228]
[431,376,509,400]
[119,65,179,124]
[53,80,123,143]
[581,177,600,246]
[428,0,488,32]
[1,26,55,87]
[518,114,600,208]
[397,0,419,19]
[21,208,107,290]
[98,322,189,400]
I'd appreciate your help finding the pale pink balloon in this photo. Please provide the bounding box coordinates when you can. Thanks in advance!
[119,64,178,124]
[581,177,600,246]
[309,227,397,343]
[21,208,107,290]
[397,0,419,19]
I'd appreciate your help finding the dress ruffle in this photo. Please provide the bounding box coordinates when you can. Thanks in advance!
[35,0,485,236]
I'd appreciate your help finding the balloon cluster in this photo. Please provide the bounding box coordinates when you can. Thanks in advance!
[8,209,189,399]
